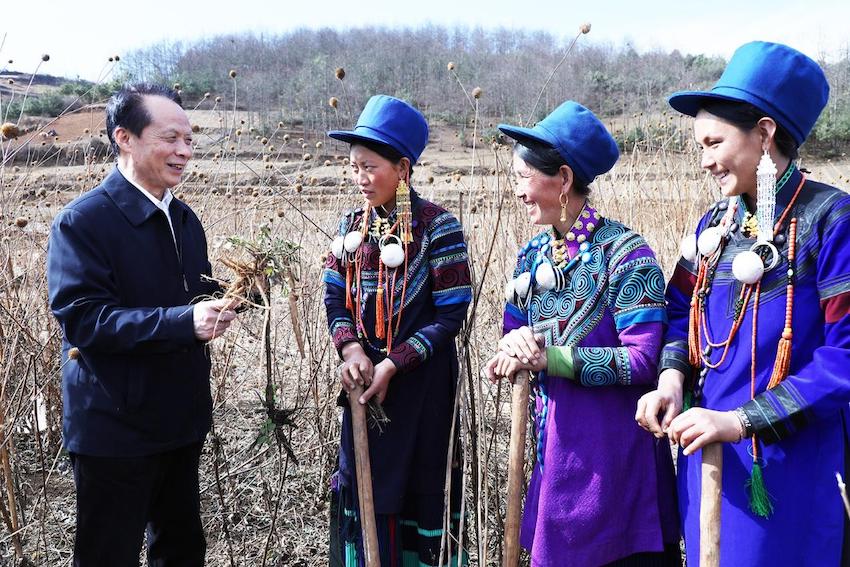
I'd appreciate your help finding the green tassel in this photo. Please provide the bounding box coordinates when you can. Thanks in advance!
[682,390,693,412]
[746,461,774,518]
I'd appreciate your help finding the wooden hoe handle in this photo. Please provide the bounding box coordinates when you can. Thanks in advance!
[503,373,530,567]
[350,386,380,567]
[700,443,722,567]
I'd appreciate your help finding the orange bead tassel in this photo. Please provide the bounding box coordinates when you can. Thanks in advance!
[375,261,385,339]
[768,218,797,389]
[375,289,385,339]
[688,261,706,366]
[768,329,792,389]
[345,262,353,311]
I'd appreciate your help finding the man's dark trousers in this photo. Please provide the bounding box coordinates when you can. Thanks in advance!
[70,442,205,567]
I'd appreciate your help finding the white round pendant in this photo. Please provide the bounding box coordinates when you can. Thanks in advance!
[380,242,405,268]
[343,231,363,253]
[732,250,765,284]
[514,272,532,298]
[535,262,556,291]
[697,226,722,256]
[331,236,345,259]
[680,233,698,263]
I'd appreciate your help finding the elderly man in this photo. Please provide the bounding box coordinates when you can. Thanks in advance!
[47,83,235,566]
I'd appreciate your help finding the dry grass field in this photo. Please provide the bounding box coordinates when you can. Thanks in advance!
[2,95,849,566]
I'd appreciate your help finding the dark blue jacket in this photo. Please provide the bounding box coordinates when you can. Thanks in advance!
[47,168,220,457]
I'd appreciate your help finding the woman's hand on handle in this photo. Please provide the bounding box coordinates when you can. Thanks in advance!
[359,359,396,405]
[482,351,545,384]
[498,327,544,365]
[668,408,744,456]
[339,342,374,392]
[635,368,685,438]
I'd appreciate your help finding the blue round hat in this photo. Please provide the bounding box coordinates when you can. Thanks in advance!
[328,95,429,163]
[498,101,619,185]
[669,41,829,146]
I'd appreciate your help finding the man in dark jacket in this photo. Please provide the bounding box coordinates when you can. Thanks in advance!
[47,83,236,566]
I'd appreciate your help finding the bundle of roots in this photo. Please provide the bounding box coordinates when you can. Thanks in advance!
[219,255,270,308]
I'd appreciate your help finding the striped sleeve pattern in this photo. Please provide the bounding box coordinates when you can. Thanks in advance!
[323,214,360,354]
[661,253,700,378]
[740,382,809,444]
[387,207,471,372]
[428,211,473,307]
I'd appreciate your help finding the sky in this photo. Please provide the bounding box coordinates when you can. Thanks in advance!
[1,0,848,81]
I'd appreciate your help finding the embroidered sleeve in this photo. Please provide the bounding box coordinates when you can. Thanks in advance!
[322,214,359,354]
[387,210,471,372]
[547,238,667,387]
[587,239,667,386]
[741,194,850,444]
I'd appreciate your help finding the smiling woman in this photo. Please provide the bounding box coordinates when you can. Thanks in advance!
[637,41,850,566]
[484,100,681,566]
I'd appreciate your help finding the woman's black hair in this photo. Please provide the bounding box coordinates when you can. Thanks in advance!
[351,139,414,176]
[514,140,590,196]
[700,99,799,160]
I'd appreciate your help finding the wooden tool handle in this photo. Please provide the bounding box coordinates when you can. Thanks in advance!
[502,373,530,567]
[349,386,380,567]
[700,443,723,567]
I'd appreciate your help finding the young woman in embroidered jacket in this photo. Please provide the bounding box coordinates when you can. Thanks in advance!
[323,95,472,566]
[484,101,680,567]
[636,41,850,566]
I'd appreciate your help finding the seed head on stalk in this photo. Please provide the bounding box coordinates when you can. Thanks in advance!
[524,20,592,126]
[1,123,21,140]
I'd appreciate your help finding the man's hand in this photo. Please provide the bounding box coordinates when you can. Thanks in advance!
[193,298,238,341]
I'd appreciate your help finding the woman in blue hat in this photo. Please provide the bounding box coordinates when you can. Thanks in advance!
[323,95,472,566]
[483,101,680,566]
[636,41,850,565]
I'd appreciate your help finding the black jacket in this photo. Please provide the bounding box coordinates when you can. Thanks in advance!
[47,168,220,456]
